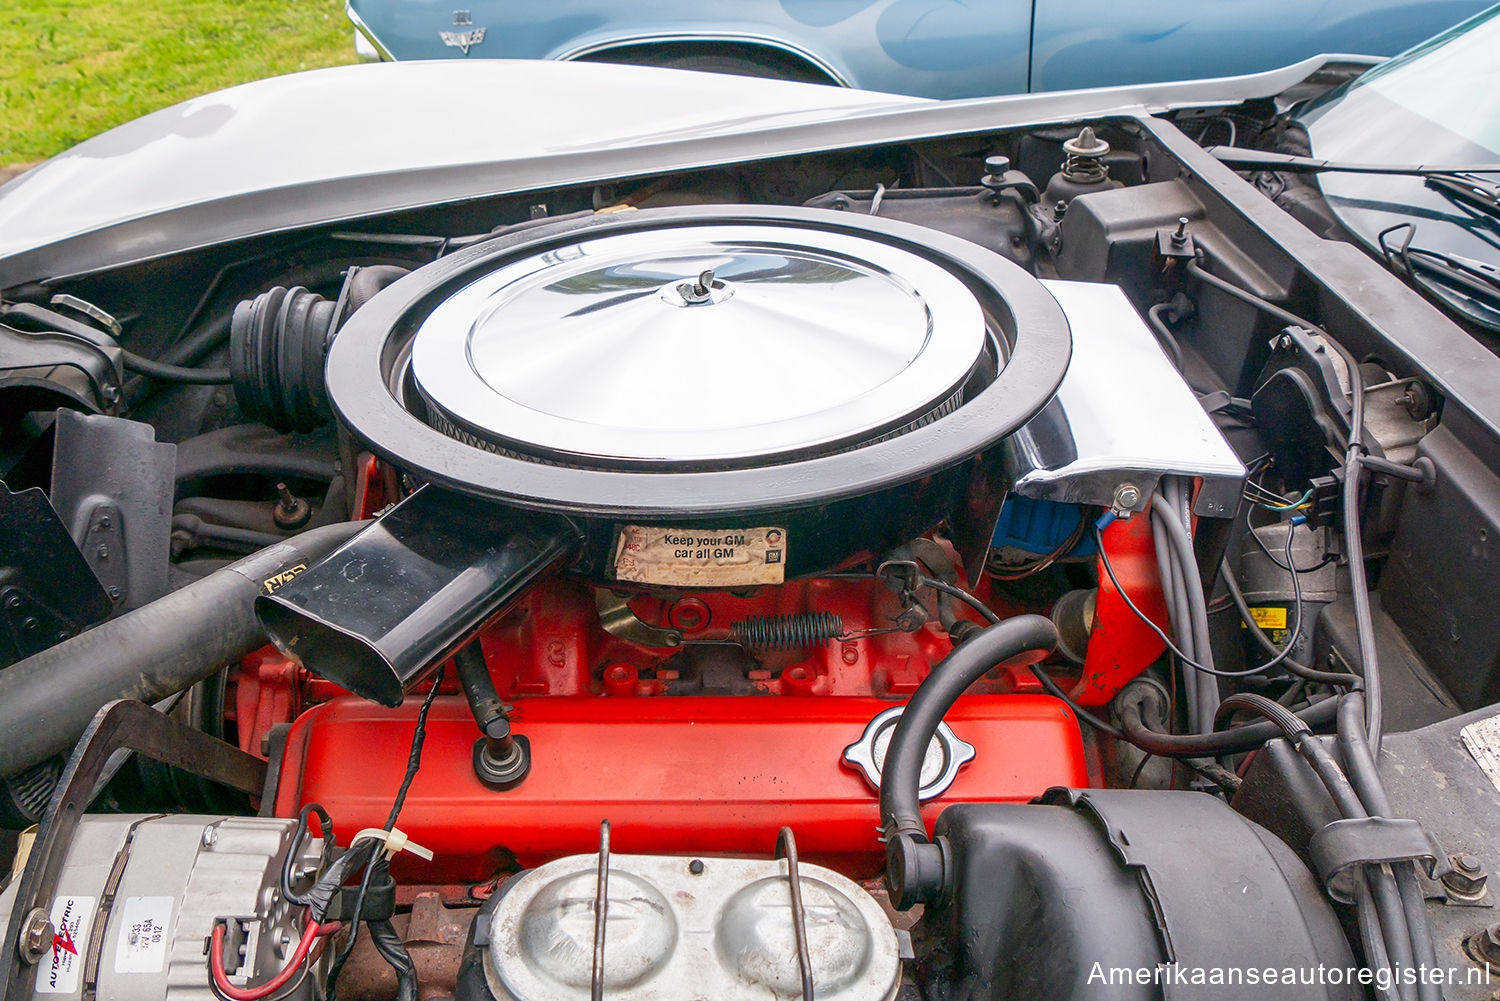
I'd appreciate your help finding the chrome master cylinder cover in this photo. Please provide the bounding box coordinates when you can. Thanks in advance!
[410,223,989,468]
[483,852,900,1001]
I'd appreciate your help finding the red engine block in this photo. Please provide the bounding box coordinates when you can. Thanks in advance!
[250,538,1168,883]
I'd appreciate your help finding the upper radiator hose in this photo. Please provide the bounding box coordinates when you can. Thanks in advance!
[880,614,1057,909]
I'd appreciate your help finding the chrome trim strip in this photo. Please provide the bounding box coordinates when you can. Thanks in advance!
[556,31,850,87]
[344,1,394,62]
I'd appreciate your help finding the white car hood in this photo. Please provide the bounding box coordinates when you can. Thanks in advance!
[0,54,1362,286]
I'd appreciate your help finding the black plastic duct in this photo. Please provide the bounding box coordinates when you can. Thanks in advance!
[923,791,1358,999]
[231,285,337,433]
[256,486,580,706]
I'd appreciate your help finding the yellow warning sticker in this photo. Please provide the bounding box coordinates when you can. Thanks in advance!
[1247,606,1288,630]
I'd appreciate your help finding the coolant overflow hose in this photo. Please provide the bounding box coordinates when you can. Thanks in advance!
[880,614,1057,908]
[0,519,368,778]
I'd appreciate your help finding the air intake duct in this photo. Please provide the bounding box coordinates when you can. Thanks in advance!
[256,487,579,706]
[230,266,409,432]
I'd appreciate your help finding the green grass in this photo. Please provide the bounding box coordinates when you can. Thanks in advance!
[0,1,357,165]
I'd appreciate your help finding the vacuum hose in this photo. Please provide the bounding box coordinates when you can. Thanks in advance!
[0,520,367,777]
[880,614,1057,908]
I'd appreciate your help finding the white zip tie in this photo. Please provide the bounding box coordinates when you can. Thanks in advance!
[350,826,434,862]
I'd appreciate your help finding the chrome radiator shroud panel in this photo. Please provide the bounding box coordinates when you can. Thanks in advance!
[1006,280,1246,516]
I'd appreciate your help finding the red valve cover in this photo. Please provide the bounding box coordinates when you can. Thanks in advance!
[275,693,1087,881]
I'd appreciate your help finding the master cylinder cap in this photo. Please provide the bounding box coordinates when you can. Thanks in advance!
[483,852,899,1001]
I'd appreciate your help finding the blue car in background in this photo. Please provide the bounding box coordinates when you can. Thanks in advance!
[345,0,1493,97]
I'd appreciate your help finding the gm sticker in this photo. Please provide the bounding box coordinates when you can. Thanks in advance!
[613,526,787,587]
[38,895,95,994]
[114,896,172,973]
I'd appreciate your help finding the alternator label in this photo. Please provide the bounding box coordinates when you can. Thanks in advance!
[113,896,172,973]
[37,895,95,993]
[613,526,787,587]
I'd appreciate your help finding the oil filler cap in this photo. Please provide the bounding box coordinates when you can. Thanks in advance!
[843,705,975,801]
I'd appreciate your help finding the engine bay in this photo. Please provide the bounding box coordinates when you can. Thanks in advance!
[2,98,1496,1001]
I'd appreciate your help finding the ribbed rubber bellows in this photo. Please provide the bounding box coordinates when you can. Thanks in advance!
[230,286,337,433]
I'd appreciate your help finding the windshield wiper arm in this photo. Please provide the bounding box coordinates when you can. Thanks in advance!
[1204,145,1500,177]
[1423,173,1500,221]
[1207,145,1500,222]
[1379,223,1500,329]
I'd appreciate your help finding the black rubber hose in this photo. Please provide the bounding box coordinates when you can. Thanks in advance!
[1216,690,1411,980]
[1337,695,1442,1001]
[1118,690,1339,758]
[121,350,231,384]
[344,265,411,314]
[455,641,506,735]
[1145,303,1185,370]
[0,519,367,776]
[879,615,1057,843]
[1221,693,1420,999]
[1216,693,1365,816]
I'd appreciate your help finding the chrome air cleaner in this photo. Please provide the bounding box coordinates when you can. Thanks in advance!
[409,224,989,467]
[327,206,1071,524]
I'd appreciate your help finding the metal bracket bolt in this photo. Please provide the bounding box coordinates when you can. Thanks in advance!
[1111,483,1143,515]
[18,908,53,966]
[1443,853,1488,900]
[1464,922,1500,966]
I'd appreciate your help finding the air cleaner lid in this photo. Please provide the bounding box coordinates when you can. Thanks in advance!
[410,224,987,467]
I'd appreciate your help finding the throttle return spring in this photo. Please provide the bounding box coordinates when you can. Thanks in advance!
[730,612,845,651]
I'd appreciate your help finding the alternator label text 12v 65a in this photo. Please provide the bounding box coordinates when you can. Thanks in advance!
[613,526,787,586]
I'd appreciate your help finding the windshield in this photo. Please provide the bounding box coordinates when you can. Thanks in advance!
[1296,5,1500,332]
[1329,6,1500,157]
